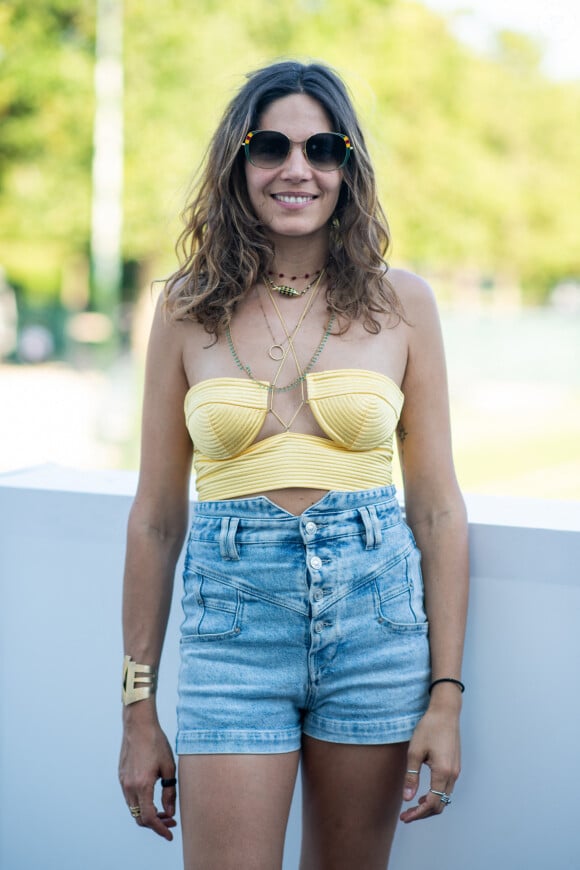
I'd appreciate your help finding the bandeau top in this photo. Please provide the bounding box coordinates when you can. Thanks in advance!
[184,369,404,501]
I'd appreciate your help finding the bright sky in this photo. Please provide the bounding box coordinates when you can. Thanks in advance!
[422,0,580,80]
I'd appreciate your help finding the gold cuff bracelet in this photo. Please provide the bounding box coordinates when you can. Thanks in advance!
[122,655,157,706]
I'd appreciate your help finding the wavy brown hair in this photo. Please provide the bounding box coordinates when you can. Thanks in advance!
[164,60,403,336]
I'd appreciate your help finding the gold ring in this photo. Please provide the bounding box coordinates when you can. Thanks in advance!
[129,805,141,818]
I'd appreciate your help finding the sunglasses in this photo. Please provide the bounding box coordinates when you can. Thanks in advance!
[243,130,353,172]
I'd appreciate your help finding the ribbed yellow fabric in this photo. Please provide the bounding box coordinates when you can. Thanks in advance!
[184,369,404,501]
[305,369,402,450]
[184,378,269,460]
[193,433,396,501]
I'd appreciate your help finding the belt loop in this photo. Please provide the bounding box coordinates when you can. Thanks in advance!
[219,516,240,560]
[358,505,382,549]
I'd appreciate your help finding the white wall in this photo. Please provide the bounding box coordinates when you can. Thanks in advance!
[1,466,579,869]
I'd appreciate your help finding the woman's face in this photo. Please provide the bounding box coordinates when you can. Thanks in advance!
[244,93,344,245]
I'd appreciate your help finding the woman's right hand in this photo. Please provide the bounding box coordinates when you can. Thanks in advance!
[119,707,178,841]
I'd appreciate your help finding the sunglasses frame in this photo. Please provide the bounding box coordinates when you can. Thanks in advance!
[242,130,353,172]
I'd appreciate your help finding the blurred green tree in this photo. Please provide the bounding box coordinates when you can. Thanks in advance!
[0,0,94,298]
[0,0,579,311]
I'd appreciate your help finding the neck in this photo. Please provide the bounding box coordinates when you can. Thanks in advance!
[266,231,330,278]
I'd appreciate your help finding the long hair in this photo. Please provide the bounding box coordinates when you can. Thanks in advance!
[164,60,403,336]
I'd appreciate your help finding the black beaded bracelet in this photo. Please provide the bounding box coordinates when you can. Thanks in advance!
[429,677,465,694]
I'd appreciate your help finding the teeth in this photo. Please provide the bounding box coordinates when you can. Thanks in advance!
[274,195,313,203]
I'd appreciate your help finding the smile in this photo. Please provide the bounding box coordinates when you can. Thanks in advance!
[272,194,316,204]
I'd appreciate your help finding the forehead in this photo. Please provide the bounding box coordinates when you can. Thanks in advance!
[257,93,332,136]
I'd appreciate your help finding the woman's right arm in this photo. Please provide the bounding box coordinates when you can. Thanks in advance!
[118,295,193,841]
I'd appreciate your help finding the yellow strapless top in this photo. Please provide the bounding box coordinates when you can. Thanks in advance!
[184,369,404,500]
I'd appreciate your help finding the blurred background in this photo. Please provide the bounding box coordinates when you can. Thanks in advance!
[1,0,579,499]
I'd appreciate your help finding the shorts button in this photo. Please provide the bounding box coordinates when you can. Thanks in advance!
[305,521,317,534]
[313,590,323,601]
[310,555,322,570]
[314,621,324,632]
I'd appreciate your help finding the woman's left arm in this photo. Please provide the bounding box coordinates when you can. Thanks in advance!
[391,271,469,824]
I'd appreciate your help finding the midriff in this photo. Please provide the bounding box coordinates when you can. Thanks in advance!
[234,486,330,515]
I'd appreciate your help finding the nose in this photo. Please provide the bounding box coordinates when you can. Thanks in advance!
[280,142,313,179]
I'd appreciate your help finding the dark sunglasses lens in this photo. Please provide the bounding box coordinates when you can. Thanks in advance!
[248,132,289,167]
[306,134,347,170]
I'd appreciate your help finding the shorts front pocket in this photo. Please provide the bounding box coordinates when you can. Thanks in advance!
[373,547,429,633]
[181,570,242,641]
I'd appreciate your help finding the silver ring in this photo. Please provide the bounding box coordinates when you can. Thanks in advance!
[430,789,452,805]
[129,805,141,818]
[406,769,419,775]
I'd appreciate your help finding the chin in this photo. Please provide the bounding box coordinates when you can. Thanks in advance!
[265,217,331,240]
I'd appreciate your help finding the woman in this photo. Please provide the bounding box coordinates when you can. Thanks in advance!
[119,60,468,870]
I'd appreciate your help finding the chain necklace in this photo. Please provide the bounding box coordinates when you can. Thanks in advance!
[225,270,335,407]
[226,313,335,431]
[256,291,287,361]
[264,267,325,298]
[256,270,323,362]
[263,278,335,428]
[225,321,334,393]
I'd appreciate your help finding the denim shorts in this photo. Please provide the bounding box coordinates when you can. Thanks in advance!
[176,486,430,754]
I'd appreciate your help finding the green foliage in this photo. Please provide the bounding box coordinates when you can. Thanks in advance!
[1,0,579,305]
[0,0,94,282]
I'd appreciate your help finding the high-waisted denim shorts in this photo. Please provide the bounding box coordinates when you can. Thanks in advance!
[176,486,430,754]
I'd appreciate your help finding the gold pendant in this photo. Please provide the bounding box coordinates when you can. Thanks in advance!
[274,283,302,296]
[268,344,285,361]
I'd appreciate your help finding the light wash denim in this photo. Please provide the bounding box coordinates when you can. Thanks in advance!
[176,486,430,754]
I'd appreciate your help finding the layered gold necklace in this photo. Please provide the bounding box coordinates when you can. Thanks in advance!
[257,268,325,361]
[225,270,334,430]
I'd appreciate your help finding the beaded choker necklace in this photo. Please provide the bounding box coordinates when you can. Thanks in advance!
[264,268,323,297]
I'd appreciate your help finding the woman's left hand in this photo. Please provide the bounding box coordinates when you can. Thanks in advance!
[399,700,461,823]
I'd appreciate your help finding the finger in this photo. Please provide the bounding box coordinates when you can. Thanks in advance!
[130,804,177,835]
[413,783,452,820]
[160,774,177,818]
[400,791,440,823]
[138,786,175,841]
[143,808,175,840]
[400,780,453,824]
[403,766,420,802]
[400,796,425,824]
[427,766,457,812]
[127,799,145,827]
[429,788,452,810]
[157,810,178,830]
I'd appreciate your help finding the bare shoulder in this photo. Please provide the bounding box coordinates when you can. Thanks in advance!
[386,267,440,328]
[148,291,198,376]
[149,290,190,344]
[387,268,447,391]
